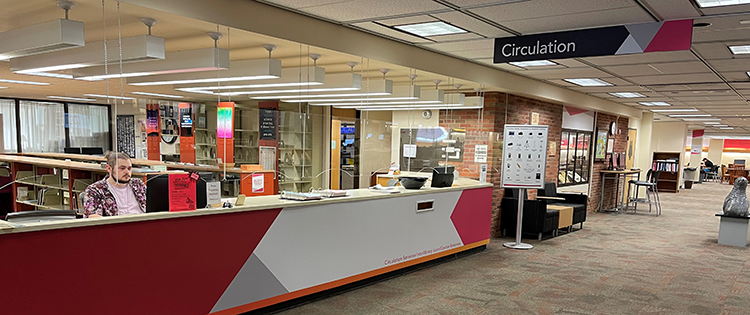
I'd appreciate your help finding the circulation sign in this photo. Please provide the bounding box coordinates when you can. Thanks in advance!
[494,19,692,63]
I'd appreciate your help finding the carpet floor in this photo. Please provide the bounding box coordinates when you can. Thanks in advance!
[275,182,750,315]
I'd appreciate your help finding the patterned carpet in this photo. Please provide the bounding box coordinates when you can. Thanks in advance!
[276,182,750,315]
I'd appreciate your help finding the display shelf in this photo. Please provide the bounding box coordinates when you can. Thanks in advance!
[652,152,681,193]
[15,200,69,211]
[16,180,68,191]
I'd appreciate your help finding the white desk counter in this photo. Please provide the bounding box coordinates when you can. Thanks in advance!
[0,179,493,315]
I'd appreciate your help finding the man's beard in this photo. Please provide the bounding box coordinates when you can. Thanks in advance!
[111,173,130,184]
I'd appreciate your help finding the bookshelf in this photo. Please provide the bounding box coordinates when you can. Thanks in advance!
[234,107,260,165]
[195,107,217,165]
[278,112,313,193]
[652,152,681,193]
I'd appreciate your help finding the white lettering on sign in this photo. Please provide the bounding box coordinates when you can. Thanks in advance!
[502,40,576,57]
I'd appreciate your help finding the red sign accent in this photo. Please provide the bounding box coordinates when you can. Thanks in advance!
[169,174,197,212]
[564,106,589,116]
[692,129,704,138]
[645,19,693,53]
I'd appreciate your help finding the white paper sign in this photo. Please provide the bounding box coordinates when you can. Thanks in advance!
[403,144,417,158]
[252,173,265,193]
[501,124,549,189]
[479,164,488,183]
[206,182,221,205]
[474,145,488,163]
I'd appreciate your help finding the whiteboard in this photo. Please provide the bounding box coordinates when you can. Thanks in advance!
[501,125,549,189]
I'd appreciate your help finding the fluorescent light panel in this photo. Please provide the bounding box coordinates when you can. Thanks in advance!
[669,114,712,117]
[682,118,721,121]
[21,72,74,79]
[11,35,165,73]
[509,60,557,67]
[280,85,421,103]
[609,92,646,98]
[132,92,184,99]
[394,21,467,37]
[47,96,96,102]
[73,47,228,81]
[84,94,134,100]
[0,79,49,86]
[704,122,721,124]
[172,66,322,90]
[0,87,7,89]
[348,96,482,111]
[721,127,735,130]
[563,78,613,86]
[306,86,436,105]
[651,108,698,112]
[220,73,382,96]
[128,59,284,86]
[253,92,391,100]
[730,45,750,54]
[639,101,671,106]
[0,19,84,60]
[696,0,750,8]
[339,94,469,110]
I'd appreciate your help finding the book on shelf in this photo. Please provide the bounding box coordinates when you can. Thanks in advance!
[652,161,678,172]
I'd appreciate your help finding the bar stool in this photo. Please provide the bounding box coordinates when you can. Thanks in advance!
[628,170,662,215]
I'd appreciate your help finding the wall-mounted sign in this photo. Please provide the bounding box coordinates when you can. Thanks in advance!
[501,125,549,189]
[494,20,692,63]
[259,108,277,141]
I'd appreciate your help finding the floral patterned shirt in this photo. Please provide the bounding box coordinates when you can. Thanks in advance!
[83,177,147,217]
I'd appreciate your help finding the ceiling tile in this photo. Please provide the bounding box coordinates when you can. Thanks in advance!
[722,71,750,82]
[550,59,590,68]
[567,86,646,93]
[583,50,697,66]
[627,73,723,85]
[421,38,495,52]
[377,15,438,26]
[427,32,484,42]
[697,3,750,15]
[352,22,433,44]
[443,0,518,7]
[521,67,613,80]
[431,11,513,38]
[693,28,750,43]
[692,43,734,60]
[731,82,750,89]
[650,61,712,75]
[299,0,449,22]
[709,59,750,72]
[603,64,661,77]
[497,7,655,34]
[640,0,701,20]
[447,49,495,59]
[262,0,358,9]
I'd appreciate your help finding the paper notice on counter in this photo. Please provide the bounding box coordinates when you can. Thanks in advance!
[480,164,488,183]
[475,144,488,163]
[252,173,265,193]
[206,182,221,206]
[403,144,417,158]
[169,174,197,212]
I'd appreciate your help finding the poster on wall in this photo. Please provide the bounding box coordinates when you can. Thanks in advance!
[607,138,615,154]
[501,124,549,189]
[259,108,278,141]
[116,115,136,158]
[595,129,608,161]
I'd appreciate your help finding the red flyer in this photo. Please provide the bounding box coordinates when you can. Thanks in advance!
[169,174,197,212]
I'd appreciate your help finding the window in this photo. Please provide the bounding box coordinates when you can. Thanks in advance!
[68,103,110,151]
[0,99,17,153]
[19,101,65,153]
[558,129,591,186]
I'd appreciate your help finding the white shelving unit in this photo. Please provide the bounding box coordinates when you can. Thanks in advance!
[195,108,217,165]
[234,108,259,164]
[278,112,312,192]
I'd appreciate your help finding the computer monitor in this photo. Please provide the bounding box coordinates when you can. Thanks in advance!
[5,210,76,224]
[64,147,82,154]
[81,147,104,155]
[195,172,214,209]
[146,175,170,213]
[617,153,626,169]
[734,159,745,165]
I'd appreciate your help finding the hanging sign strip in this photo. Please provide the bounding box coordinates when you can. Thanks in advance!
[494,19,693,63]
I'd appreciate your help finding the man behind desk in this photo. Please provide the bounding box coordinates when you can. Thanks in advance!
[83,151,147,217]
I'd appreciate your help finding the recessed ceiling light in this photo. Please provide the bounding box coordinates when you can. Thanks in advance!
[508,60,557,67]
[729,45,750,54]
[21,72,74,79]
[0,79,50,85]
[83,94,135,100]
[721,127,735,130]
[639,101,671,106]
[714,125,729,127]
[704,122,721,124]
[683,118,721,121]
[669,114,712,117]
[0,87,7,89]
[131,92,184,99]
[696,0,750,8]
[651,108,698,112]
[47,96,96,102]
[609,92,646,98]
[394,21,467,37]
[740,20,750,24]
[563,78,613,86]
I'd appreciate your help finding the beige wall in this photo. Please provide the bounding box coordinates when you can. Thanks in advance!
[359,111,392,187]
[634,112,653,195]
[390,110,440,164]
[708,139,724,166]
[721,152,750,166]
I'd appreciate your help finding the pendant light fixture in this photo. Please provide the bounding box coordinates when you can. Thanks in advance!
[0,1,85,61]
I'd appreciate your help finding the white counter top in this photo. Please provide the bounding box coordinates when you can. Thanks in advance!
[0,179,492,235]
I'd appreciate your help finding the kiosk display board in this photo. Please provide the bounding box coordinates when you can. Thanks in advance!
[501,125,549,190]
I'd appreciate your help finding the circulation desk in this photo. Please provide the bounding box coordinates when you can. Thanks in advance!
[0,179,492,315]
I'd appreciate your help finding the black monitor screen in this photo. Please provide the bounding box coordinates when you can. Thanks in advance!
[146,175,170,212]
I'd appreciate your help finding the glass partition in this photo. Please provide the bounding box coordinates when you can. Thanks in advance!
[558,129,592,186]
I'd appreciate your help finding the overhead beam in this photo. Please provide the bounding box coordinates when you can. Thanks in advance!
[120,0,642,118]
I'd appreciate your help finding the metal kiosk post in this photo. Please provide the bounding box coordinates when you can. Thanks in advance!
[501,124,549,251]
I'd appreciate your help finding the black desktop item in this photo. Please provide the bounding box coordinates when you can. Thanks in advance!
[195,172,214,209]
[81,147,104,155]
[734,159,745,165]
[64,147,82,154]
[146,175,170,212]
[431,166,455,188]
[5,210,76,224]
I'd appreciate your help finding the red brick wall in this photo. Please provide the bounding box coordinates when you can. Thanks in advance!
[440,92,564,237]
[589,113,630,211]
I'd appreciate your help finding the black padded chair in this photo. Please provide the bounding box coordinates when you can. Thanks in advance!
[537,182,588,229]
[705,165,720,182]
[501,188,559,240]
[629,170,661,215]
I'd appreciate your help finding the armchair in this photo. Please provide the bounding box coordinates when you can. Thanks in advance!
[500,188,559,240]
[537,182,588,229]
